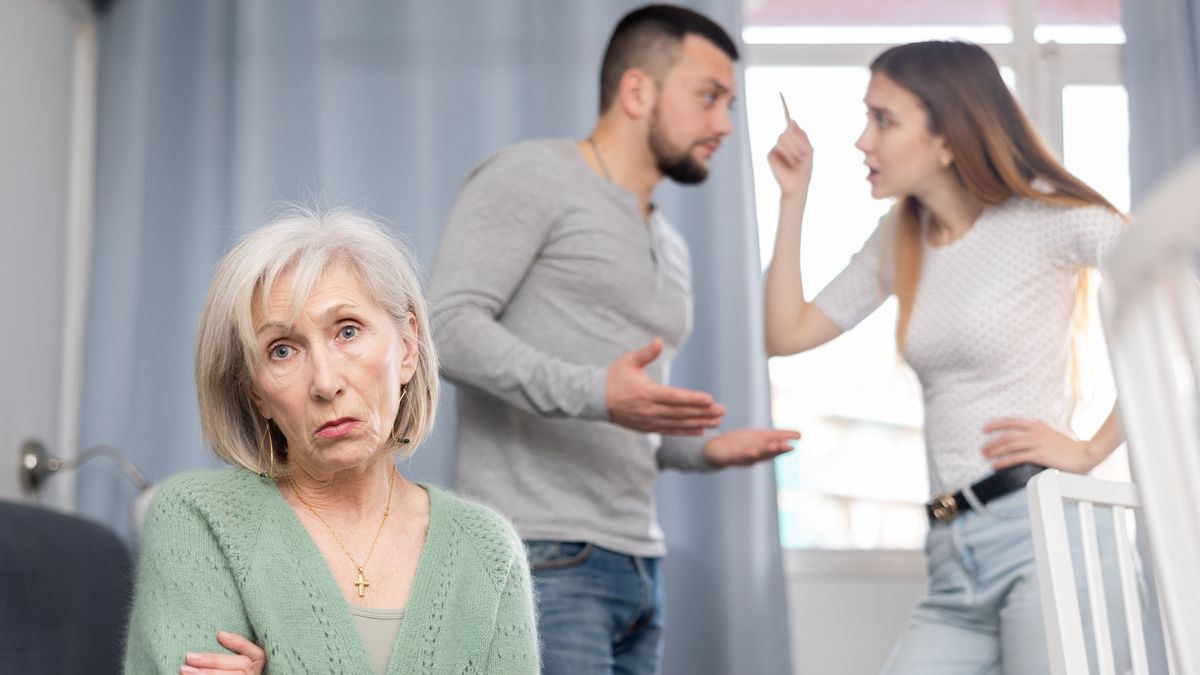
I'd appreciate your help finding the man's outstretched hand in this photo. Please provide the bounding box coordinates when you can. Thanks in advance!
[703,428,800,468]
[607,338,725,435]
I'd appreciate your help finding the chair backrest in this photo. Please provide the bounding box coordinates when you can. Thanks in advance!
[1100,152,1200,675]
[0,500,132,675]
[1028,470,1150,675]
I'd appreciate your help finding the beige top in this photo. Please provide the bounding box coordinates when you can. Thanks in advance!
[348,605,405,675]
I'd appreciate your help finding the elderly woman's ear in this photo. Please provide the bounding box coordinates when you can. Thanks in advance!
[246,387,270,421]
[399,311,420,378]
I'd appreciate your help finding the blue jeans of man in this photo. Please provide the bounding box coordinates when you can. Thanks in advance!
[525,541,664,675]
[883,487,1134,674]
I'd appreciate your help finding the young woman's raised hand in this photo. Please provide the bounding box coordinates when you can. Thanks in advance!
[767,121,814,198]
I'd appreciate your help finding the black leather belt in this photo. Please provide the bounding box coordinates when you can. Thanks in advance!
[926,463,1045,524]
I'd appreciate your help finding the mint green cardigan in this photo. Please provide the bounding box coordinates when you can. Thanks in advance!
[124,469,538,674]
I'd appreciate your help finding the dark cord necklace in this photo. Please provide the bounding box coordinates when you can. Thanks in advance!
[586,136,613,182]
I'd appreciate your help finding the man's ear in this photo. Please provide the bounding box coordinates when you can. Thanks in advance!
[618,67,658,120]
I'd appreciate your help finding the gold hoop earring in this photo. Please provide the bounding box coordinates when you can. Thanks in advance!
[392,384,411,445]
[259,417,276,477]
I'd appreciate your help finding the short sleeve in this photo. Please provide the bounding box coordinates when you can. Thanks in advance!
[1044,203,1128,269]
[812,211,897,331]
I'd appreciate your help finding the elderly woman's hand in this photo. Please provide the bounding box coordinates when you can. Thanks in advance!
[180,630,265,675]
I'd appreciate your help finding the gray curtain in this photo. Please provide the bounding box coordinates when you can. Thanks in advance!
[1121,2,1199,672]
[77,1,793,673]
[1124,0,1200,204]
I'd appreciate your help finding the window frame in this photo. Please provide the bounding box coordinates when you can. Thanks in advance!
[742,4,1126,571]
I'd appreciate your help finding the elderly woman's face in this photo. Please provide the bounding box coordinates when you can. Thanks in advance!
[248,262,417,477]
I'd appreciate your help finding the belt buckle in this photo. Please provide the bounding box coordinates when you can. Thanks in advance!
[931,493,959,523]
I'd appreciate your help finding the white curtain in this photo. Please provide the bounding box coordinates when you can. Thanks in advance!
[77,1,793,672]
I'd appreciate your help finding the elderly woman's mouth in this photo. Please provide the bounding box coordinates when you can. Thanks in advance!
[314,418,360,439]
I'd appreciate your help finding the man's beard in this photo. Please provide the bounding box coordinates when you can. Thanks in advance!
[648,106,710,185]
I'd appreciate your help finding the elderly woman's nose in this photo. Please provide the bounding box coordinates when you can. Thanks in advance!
[307,346,345,400]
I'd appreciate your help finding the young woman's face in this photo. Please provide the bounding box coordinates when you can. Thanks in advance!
[854,72,953,200]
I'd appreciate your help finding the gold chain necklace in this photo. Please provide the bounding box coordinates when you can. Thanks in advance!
[293,467,396,598]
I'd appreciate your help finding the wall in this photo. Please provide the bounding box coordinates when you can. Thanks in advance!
[0,0,92,507]
[786,551,927,674]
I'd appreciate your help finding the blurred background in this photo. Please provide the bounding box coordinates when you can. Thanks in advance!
[3,0,1196,673]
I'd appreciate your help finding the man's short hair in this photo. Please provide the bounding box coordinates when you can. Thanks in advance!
[598,4,739,113]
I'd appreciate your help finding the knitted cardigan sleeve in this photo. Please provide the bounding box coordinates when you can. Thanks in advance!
[442,491,540,674]
[124,473,255,674]
[485,551,539,673]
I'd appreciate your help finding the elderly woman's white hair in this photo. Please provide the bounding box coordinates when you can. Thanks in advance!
[194,206,438,479]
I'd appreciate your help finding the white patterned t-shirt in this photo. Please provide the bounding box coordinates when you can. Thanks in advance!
[813,196,1126,496]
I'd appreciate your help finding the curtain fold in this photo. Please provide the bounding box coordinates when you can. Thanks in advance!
[1123,0,1200,205]
[80,1,792,672]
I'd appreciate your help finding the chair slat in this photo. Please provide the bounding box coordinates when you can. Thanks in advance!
[1112,506,1150,675]
[1029,470,1163,674]
[1029,471,1090,675]
[1078,502,1116,675]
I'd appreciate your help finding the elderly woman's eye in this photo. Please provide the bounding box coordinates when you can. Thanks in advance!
[270,344,293,360]
[339,325,359,340]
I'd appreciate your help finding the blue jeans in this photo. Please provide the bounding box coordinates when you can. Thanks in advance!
[525,541,664,675]
[883,487,1133,675]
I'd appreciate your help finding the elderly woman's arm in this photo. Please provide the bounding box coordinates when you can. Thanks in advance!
[124,480,256,674]
[486,553,540,673]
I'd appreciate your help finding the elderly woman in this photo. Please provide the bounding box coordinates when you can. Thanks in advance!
[124,208,538,674]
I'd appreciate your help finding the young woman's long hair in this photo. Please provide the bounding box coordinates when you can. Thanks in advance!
[871,40,1121,399]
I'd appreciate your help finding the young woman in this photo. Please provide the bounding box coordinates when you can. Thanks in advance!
[764,41,1131,673]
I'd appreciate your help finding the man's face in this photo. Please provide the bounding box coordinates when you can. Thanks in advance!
[647,35,737,184]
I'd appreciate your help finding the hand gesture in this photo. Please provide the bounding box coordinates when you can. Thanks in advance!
[767,120,814,199]
[607,338,724,435]
[703,428,800,468]
[981,418,1100,474]
[181,630,265,675]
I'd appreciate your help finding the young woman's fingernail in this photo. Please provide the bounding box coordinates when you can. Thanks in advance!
[181,666,200,674]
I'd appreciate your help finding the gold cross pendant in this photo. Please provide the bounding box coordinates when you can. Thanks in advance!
[353,568,370,597]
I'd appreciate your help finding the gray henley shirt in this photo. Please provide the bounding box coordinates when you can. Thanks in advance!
[429,138,710,557]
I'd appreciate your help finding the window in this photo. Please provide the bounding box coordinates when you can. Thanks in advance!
[743,0,1130,550]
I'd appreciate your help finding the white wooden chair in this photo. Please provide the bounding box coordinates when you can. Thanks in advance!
[1100,152,1200,674]
[1029,154,1200,675]
[1028,469,1148,675]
